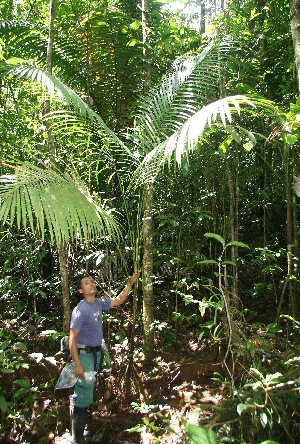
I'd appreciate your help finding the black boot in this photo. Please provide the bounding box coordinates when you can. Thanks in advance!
[70,405,87,444]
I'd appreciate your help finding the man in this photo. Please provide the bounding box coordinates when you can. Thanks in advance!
[69,271,139,444]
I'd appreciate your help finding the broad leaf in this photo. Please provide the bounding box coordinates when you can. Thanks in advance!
[0,395,8,413]
[183,421,218,444]
[198,259,218,265]
[204,232,225,247]
[226,241,249,249]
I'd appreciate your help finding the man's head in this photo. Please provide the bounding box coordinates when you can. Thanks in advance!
[77,275,89,291]
[77,275,97,299]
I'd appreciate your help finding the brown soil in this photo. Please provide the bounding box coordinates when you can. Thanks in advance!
[56,339,225,443]
[1,338,227,444]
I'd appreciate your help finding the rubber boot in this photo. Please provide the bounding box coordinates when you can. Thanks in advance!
[70,401,87,444]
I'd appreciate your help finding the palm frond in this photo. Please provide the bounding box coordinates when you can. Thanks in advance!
[0,20,85,82]
[44,110,141,182]
[0,61,136,160]
[0,20,47,62]
[133,39,234,153]
[0,163,121,245]
[132,94,281,185]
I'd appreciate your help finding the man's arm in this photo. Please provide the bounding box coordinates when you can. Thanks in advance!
[110,271,139,308]
[69,328,84,378]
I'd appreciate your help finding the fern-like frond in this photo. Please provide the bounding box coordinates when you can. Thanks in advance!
[133,39,234,153]
[0,61,136,161]
[132,94,281,185]
[0,20,85,82]
[0,163,121,245]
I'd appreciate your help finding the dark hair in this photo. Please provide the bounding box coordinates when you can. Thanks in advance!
[76,274,90,290]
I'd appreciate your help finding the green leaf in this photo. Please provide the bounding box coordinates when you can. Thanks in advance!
[183,421,218,444]
[6,57,26,65]
[127,38,140,47]
[222,260,236,266]
[204,232,225,246]
[130,20,142,30]
[19,363,29,369]
[260,441,282,444]
[250,367,264,378]
[199,301,207,317]
[283,133,298,145]
[6,64,131,158]
[14,379,31,388]
[198,259,218,265]
[226,125,242,143]
[237,403,251,415]
[14,341,27,351]
[13,387,30,399]
[219,135,233,153]
[260,411,268,428]
[0,395,8,413]
[127,424,146,433]
[0,163,121,245]
[172,312,183,320]
[226,241,249,248]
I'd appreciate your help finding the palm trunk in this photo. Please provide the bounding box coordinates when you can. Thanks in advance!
[200,2,206,34]
[276,153,294,322]
[290,0,300,318]
[44,0,56,162]
[227,157,239,306]
[142,183,154,359]
[290,0,300,91]
[141,0,155,360]
[44,0,70,332]
[142,0,151,93]
[59,242,71,331]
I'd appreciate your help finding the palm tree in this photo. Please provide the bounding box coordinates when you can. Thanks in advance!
[0,34,282,352]
[125,41,280,358]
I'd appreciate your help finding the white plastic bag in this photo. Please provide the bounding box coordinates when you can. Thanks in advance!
[55,362,77,389]
[55,362,97,389]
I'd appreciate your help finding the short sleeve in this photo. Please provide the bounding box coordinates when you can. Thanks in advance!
[100,297,112,311]
[70,305,84,331]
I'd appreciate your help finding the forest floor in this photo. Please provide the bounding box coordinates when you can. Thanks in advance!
[58,344,223,444]
[15,335,227,444]
[3,314,299,444]
[53,337,225,444]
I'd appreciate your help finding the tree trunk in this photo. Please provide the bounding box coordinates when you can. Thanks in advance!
[141,0,155,360]
[290,0,300,319]
[59,242,71,332]
[290,0,300,91]
[227,155,239,306]
[44,0,70,332]
[142,183,154,360]
[142,0,151,93]
[200,2,206,34]
[44,0,56,162]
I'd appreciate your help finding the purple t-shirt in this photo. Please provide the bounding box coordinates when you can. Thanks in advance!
[70,298,112,346]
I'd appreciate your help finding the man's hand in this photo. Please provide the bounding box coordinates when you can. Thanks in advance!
[129,270,139,285]
[69,328,84,377]
[75,362,84,379]
[110,270,140,308]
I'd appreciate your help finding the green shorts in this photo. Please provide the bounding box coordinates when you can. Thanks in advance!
[72,351,101,408]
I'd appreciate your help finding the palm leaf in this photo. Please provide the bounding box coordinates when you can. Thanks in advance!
[0,163,120,245]
[132,39,234,154]
[0,60,135,161]
[132,93,280,185]
[0,20,85,83]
